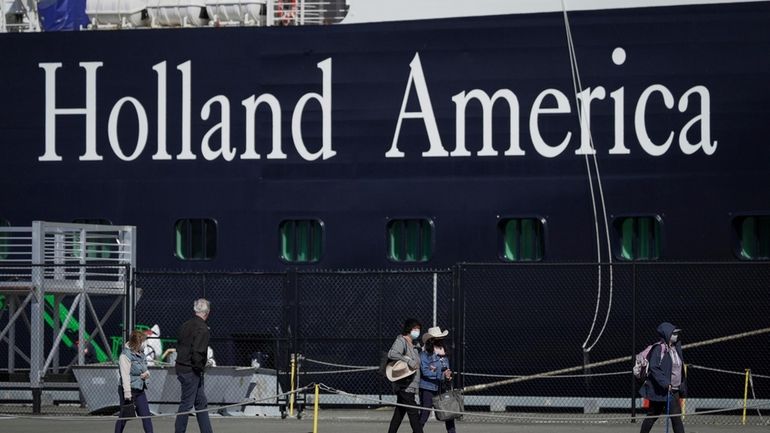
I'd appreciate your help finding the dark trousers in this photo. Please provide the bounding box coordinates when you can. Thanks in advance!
[174,371,213,433]
[387,390,424,433]
[419,388,456,433]
[114,386,154,433]
[640,392,685,433]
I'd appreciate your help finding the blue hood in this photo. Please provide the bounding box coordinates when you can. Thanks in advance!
[656,322,679,343]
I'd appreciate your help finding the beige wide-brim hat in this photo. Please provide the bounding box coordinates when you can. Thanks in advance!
[421,326,449,345]
[385,360,417,382]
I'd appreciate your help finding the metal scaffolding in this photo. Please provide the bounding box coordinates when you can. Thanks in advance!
[0,221,136,412]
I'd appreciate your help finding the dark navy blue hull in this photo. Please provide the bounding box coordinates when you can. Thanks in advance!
[0,1,769,271]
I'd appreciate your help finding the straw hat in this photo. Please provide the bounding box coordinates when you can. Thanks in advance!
[385,360,417,382]
[421,326,449,345]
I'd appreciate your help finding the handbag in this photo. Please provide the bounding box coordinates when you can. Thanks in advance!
[432,381,464,421]
[119,400,136,418]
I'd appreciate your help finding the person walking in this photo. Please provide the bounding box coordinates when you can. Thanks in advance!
[639,322,687,433]
[386,318,423,433]
[114,330,154,433]
[174,298,214,433]
[419,326,456,433]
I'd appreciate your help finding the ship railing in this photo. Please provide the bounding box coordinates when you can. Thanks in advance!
[84,0,346,29]
[0,221,136,294]
[1,0,347,30]
[267,0,346,26]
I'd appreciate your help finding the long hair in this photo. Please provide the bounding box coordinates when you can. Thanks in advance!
[127,330,146,353]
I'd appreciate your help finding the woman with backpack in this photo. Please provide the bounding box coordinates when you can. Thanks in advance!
[639,322,687,433]
[115,330,154,433]
[419,326,456,433]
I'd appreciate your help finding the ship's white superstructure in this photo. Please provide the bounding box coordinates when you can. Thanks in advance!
[2,0,767,31]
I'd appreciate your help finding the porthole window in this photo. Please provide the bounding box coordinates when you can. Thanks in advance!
[734,215,770,260]
[387,219,433,262]
[175,219,217,260]
[614,216,661,261]
[280,219,323,263]
[498,218,544,262]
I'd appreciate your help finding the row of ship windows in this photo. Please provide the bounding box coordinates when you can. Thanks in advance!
[1,216,769,263]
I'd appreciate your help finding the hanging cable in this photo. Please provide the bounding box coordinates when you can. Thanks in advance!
[561,0,614,353]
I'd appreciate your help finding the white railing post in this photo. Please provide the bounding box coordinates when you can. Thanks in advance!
[1,0,7,32]
[266,0,274,26]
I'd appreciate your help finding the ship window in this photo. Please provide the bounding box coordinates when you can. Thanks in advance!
[734,215,770,260]
[72,218,115,259]
[614,216,661,261]
[499,218,544,262]
[387,219,433,262]
[175,219,217,260]
[280,219,323,263]
[0,218,9,261]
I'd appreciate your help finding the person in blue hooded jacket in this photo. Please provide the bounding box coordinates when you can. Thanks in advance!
[639,322,687,433]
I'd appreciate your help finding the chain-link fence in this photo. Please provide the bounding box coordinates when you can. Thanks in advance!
[457,262,770,425]
[1,263,769,425]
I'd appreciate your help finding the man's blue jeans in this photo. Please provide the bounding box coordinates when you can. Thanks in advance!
[174,371,213,433]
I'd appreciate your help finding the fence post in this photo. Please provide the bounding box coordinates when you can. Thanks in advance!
[631,263,637,422]
[451,264,465,390]
[281,269,298,412]
[313,383,320,432]
[742,368,750,425]
[378,272,384,401]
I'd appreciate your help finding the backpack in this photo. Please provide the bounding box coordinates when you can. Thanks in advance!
[633,342,666,380]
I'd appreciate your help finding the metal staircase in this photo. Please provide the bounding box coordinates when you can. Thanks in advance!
[0,221,136,412]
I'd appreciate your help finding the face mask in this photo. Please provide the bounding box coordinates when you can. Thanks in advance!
[410,330,420,340]
[670,334,679,344]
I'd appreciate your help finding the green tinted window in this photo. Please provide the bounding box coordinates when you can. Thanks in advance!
[387,219,433,262]
[499,218,544,262]
[280,220,322,263]
[735,216,770,260]
[614,216,661,261]
[0,218,9,260]
[175,219,217,260]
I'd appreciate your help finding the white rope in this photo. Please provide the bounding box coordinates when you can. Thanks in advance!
[319,383,770,423]
[300,367,378,375]
[749,372,767,423]
[462,370,629,379]
[688,364,770,380]
[303,357,376,370]
[464,327,770,393]
[0,384,315,421]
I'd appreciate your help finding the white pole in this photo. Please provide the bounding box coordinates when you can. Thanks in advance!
[432,273,437,327]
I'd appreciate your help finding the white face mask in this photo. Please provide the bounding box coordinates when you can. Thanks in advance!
[670,334,679,344]
[410,330,420,341]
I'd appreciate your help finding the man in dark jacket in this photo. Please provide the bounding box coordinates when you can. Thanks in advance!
[639,322,687,433]
[174,298,213,433]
